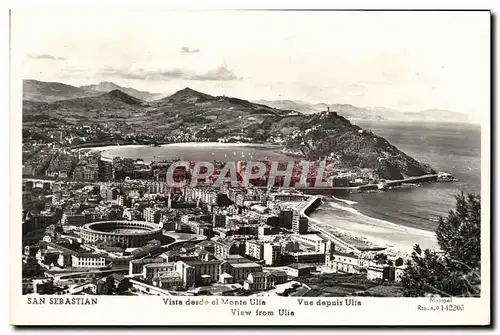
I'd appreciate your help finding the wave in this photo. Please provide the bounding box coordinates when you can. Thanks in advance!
[324,201,435,238]
[392,183,420,188]
[331,196,358,205]
[327,201,363,215]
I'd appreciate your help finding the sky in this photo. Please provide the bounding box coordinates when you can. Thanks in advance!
[14,10,490,119]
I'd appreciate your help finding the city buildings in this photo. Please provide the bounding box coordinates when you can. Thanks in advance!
[143,207,162,224]
[292,215,309,234]
[291,233,330,253]
[20,148,401,298]
[71,253,107,268]
[325,251,361,274]
[243,271,288,291]
[263,243,282,265]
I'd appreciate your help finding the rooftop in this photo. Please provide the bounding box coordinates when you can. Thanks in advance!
[158,271,181,279]
[111,273,125,282]
[184,260,223,266]
[249,272,265,278]
[131,257,164,264]
[224,254,245,260]
[294,234,325,242]
[230,262,262,269]
[287,263,316,270]
[74,253,107,258]
[266,271,287,277]
[144,262,175,269]
[331,251,359,259]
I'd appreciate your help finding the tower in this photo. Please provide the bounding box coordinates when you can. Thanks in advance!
[325,241,336,271]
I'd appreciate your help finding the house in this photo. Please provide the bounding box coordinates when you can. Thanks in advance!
[213,240,244,258]
[244,272,266,291]
[153,271,183,289]
[367,265,384,281]
[243,271,288,291]
[71,253,107,268]
[285,263,316,278]
[325,251,361,274]
[96,278,111,295]
[110,273,131,292]
[196,249,214,261]
[219,272,234,284]
[367,265,398,282]
[57,252,73,268]
[142,262,175,279]
[161,250,181,263]
[226,261,262,282]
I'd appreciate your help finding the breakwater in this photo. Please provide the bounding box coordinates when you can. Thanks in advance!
[303,197,323,216]
[297,196,361,254]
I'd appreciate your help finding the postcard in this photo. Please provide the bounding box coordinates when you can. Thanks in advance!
[10,9,491,326]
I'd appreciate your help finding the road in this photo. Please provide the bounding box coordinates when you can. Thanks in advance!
[48,267,129,281]
[162,232,207,247]
[141,232,208,258]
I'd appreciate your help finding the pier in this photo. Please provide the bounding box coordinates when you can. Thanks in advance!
[289,174,440,194]
[378,174,439,189]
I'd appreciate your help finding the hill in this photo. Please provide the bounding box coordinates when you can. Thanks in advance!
[142,88,287,137]
[23,79,98,102]
[81,81,165,101]
[22,84,436,179]
[154,87,215,105]
[28,90,147,124]
[252,100,317,114]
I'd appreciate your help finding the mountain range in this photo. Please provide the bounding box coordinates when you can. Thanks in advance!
[80,81,165,101]
[22,80,438,179]
[23,79,472,123]
[23,79,166,102]
[252,100,473,124]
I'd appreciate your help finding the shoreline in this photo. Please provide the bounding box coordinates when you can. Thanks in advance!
[80,142,281,151]
[82,142,285,163]
[298,195,439,258]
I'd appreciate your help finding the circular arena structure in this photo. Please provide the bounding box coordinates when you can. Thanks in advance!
[80,221,163,248]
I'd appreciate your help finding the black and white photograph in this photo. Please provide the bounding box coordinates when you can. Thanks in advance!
[10,8,490,326]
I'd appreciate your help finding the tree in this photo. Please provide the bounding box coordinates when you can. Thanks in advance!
[435,193,481,269]
[117,278,132,293]
[105,276,115,295]
[401,193,481,297]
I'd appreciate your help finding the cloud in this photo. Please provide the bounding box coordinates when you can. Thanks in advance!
[181,47,200,53]
[100,65,241,81]
[344,83,367,97]
[101,67,150,80]
[27,54,66,61]
[193,65,240,81]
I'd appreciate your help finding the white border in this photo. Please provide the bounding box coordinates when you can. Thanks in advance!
[6,3,493,328]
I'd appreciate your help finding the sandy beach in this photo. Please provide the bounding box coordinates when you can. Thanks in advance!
[76,144,149,152]
[308,200,439,258]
